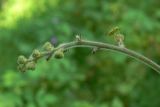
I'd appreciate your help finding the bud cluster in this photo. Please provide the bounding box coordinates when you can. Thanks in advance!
[17,55,36,72]
[17,41,55,72]
[108,27,125,48]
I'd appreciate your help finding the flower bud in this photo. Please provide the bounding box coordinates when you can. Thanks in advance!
[43,42,54,51]
[114,34,124,42]
[26,61,36,70]
[91,47,99,54]
[17,64,26,72]
[54,49,64,59]
[17,55,27,64]
[75,35,81,41]
[32,49,41,58]
[114,34,125,48]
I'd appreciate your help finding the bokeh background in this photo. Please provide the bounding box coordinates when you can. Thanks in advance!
[0,0,160,107]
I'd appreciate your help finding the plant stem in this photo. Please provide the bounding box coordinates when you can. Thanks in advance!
[32,40,160,74]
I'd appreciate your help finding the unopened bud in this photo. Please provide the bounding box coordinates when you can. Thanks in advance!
[54,49,64,59]
[17,64,26,72]
[26,61,36,70]
[43,42,54,51]
[32,49,41,58]
[114,34,125,48]
[17,55,27,64]
[114,34,124,42]
[75,35,81,42]
[92,47,99,54]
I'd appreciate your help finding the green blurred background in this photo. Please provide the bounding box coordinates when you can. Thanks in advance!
[0,0,160,107]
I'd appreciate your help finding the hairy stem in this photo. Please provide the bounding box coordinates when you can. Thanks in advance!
[29,39,160,74]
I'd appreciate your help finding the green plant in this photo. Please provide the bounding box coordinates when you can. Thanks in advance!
[17,28,160,74]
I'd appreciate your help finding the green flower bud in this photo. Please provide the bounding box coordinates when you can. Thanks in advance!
[114,34,125,48]
[32,49,41,58]
[114,33,124,42]
[75,35,81,41]
[92,47,99,54]
[17,64,26,72]
[17,55,27,64]
[54,49,64,59]
[43,42,54,51]
[26,61,36,70]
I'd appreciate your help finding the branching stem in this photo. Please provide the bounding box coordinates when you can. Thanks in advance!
[28,39,160,74]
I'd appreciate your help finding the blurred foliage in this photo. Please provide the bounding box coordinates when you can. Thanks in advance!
[0,0,160,107]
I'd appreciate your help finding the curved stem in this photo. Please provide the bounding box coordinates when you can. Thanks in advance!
[31,40,160,74]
